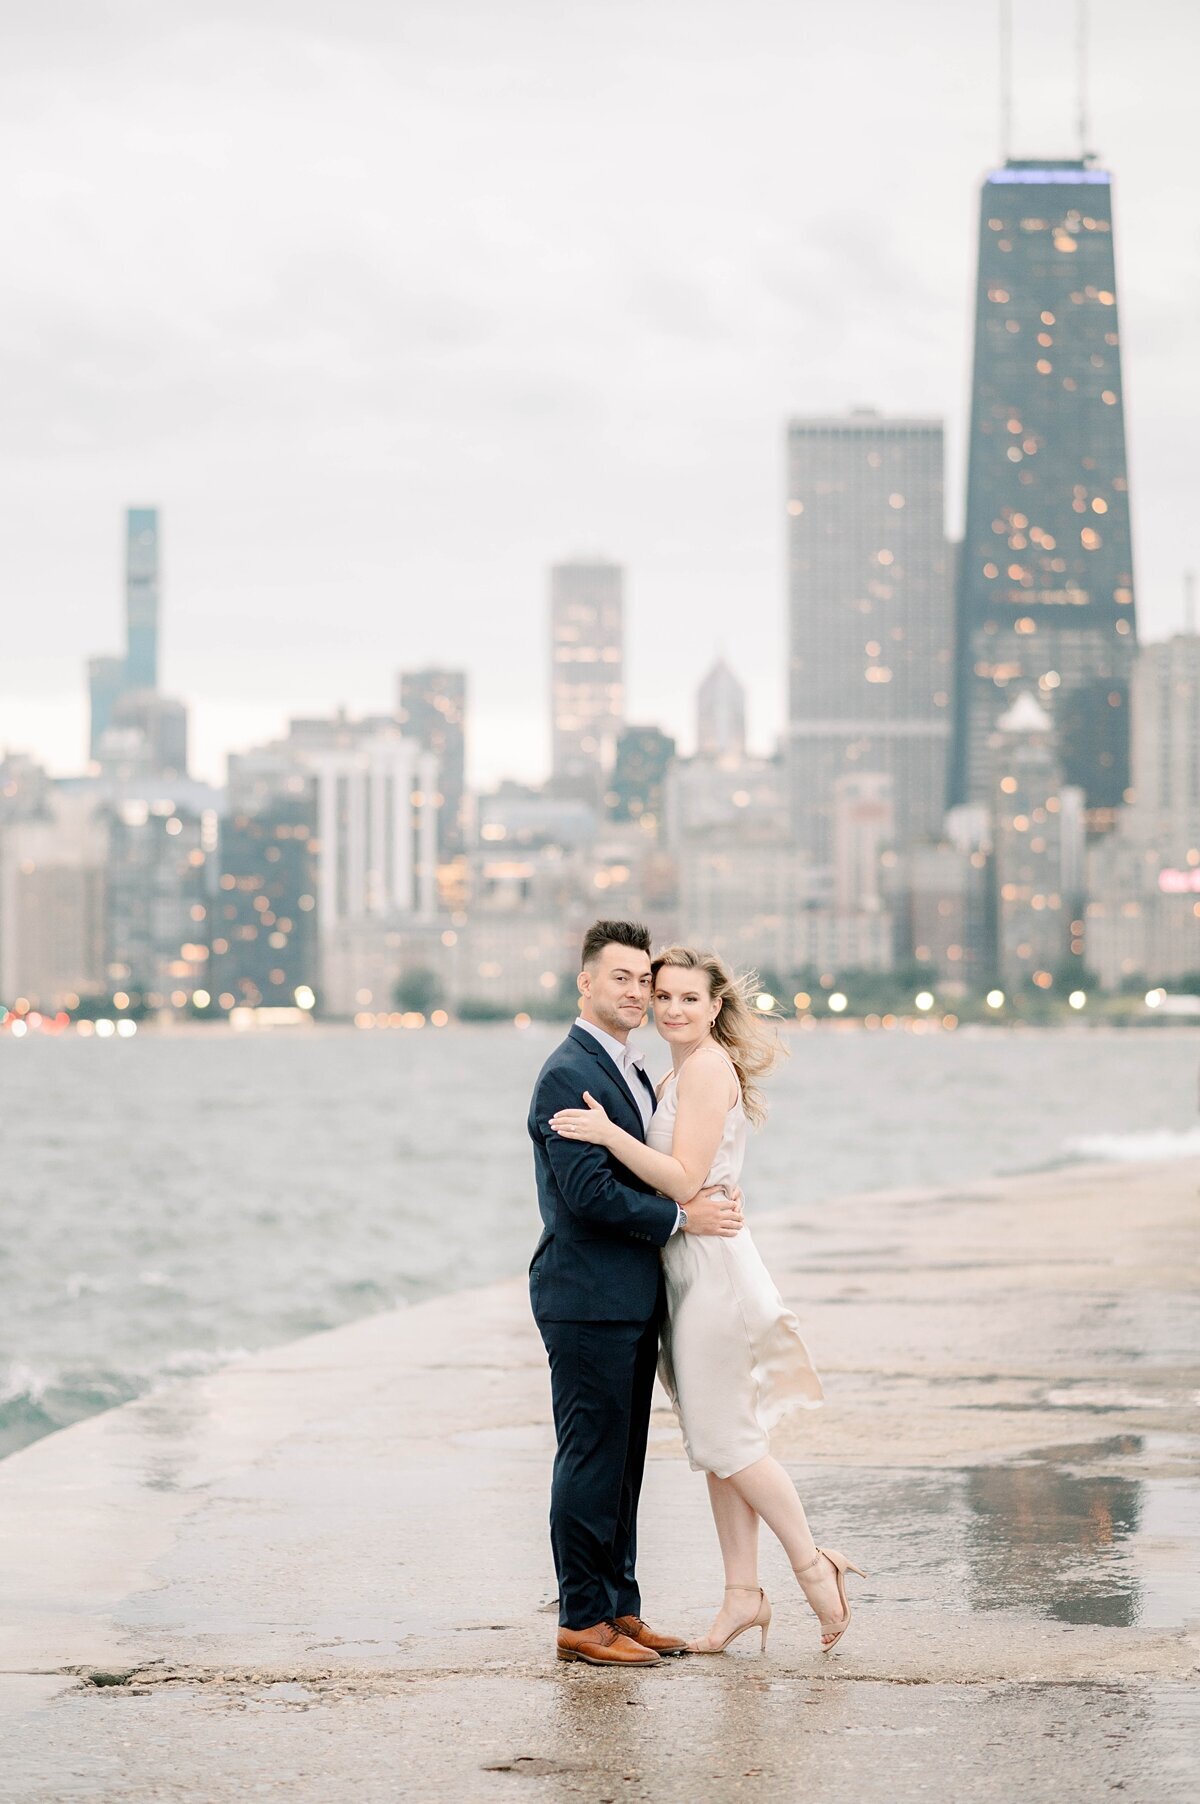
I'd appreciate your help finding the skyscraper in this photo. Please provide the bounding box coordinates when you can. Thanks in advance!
[696,658,746,761]
[832,771,894,915]
[212,796,320,1010]
[397,668,467,855]
[549,559,624,802]
[1125,633,1200,848]
[109,691,189,778]
[125,507,160,691]
[1085,633,1200,989]
[307,730,438,927]
[87,655,125,761]
[989,690,1083,988]
[786,412,952,861]
[950,159,1137,819]
[608,724,676,832]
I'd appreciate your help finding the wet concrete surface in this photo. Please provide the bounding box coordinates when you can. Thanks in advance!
[1,1157,1197,1801]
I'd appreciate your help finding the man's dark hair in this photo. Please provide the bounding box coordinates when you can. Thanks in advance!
[580,919,652,969]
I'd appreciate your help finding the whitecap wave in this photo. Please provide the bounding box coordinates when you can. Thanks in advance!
[1066,1127,1200,1162]
[0,1361,50,1406]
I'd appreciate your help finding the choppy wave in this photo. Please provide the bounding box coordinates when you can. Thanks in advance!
[0,1361,141,1461]
[1,1360,49,1408]
[1065,1128,1200,1163]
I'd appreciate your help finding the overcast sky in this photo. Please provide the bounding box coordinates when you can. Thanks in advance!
[2,0,1197,788]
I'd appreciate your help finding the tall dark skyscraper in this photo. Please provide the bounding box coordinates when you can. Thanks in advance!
[212,795,320,1010]
[786,412,952,862]
[125,506,160,691]
[397,668,467,855]
[950,159,1137,820]
[607,723,676,832]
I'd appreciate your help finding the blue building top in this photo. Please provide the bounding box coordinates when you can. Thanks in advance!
[986,165,1110,186]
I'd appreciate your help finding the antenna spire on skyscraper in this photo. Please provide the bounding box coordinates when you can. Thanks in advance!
[1077,0,1092,159]
[999,0,1013,163]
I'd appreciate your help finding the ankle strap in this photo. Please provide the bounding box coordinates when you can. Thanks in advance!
[793,1548,824,1578]
[723,1583,761,1592]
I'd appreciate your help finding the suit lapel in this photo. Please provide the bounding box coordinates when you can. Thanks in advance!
[568,1024,648,1141]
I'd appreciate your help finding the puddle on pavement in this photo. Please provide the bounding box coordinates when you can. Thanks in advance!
[964,1434,1200,1628]
[797,1435,1200,1631]
[964,1447,1145,1626]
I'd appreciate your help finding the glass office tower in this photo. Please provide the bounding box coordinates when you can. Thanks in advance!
[786,412,952,862]
[397,668,467,855]
[950,160,1137,821]
[549,558,625,803]
[125,506,160,691]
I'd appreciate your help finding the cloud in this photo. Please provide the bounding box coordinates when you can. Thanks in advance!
[1,0,1197,787]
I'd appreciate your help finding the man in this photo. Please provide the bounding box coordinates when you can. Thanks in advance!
[527,919,743,1666]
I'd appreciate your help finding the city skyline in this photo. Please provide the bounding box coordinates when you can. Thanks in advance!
[1,1,1197,791]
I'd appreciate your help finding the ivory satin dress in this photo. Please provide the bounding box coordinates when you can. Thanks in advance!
[651,1051,824,1479]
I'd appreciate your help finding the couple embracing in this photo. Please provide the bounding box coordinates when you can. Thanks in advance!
[527,919,865,1667]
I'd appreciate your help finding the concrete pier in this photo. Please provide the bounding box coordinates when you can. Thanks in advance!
[2,1158,1197,1801]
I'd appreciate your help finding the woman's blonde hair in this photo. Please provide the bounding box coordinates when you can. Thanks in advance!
[650,945,785,1126]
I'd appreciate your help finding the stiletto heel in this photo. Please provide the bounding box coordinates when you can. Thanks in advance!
[688,1586,772,1655]
[793,1546,866,1652]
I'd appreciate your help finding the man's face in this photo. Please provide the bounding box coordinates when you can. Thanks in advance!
[578,942,652,1038]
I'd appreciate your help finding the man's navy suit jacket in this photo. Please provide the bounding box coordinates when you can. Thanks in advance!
[528,1025,678,1325]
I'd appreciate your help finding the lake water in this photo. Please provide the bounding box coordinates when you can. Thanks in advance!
[4,1022,1198,1461]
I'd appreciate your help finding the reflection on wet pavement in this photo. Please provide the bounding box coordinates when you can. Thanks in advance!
[964,1451,1143,1626]
[781,1429,1199,1637]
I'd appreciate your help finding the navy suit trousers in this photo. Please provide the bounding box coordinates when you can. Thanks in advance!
[538,1314,661,1629]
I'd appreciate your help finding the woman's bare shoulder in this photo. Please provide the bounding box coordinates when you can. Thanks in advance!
[676,1045,738,1103]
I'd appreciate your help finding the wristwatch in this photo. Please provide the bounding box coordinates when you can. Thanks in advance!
[677,1207,688,1233]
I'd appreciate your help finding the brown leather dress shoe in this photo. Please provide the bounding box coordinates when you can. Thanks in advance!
[556,1621,660,1666]
[614,1615,690,1657]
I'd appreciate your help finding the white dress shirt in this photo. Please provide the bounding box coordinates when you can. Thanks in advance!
[574,1016,683,1234]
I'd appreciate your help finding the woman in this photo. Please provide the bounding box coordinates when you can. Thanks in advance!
[549,945,864,1654]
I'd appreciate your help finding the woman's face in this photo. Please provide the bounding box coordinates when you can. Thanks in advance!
[652,964,719,1050]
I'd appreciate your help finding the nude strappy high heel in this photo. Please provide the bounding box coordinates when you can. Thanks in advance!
[687,1585,772,1654]
[793,1547,866,1652]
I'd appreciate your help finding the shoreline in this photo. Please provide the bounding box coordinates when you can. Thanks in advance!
[2,1156,1197,1797]
[5,1014,1200,1040]
[6,1119,1200,1472]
